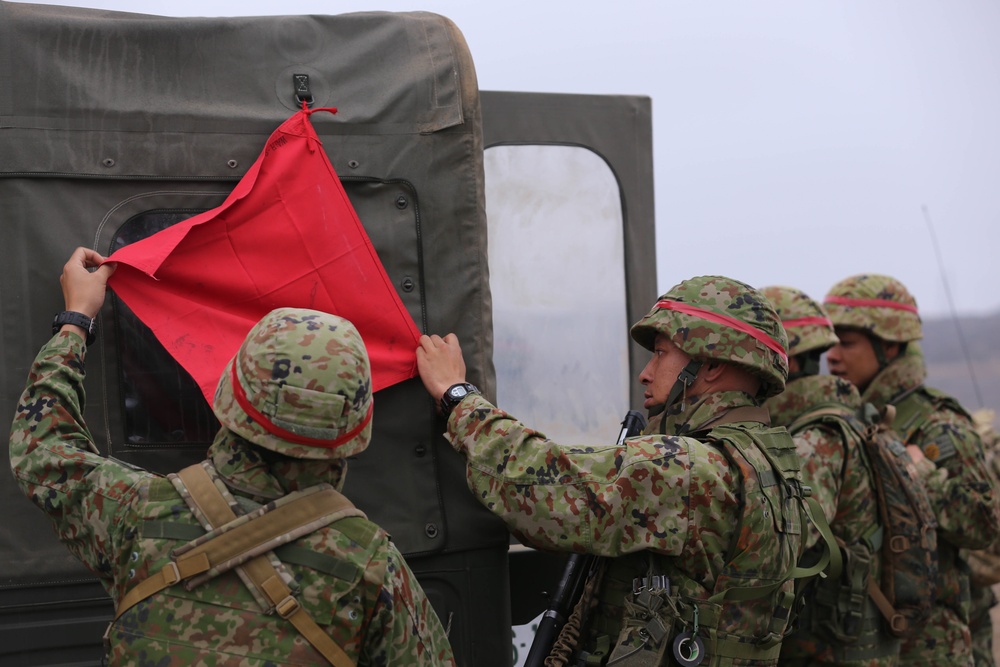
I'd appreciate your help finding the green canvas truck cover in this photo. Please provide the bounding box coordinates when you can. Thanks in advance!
[0,2,510,663]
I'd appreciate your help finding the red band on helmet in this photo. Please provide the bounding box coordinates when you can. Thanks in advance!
[782,315,834,329]
[230,362,372,449]
[823,295,918,314]
[655,299,788,363]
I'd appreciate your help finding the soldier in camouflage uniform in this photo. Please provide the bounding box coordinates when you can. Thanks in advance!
[762,286,898,667]
[824,273,999,667]
[9,247,455,666]
[965,410,1000,667]
[417,275,809,666]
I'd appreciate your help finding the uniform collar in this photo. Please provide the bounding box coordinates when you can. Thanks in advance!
[764,374,861,428]
[646,390,761,436]
[861,344,926,410]
[207,426,346,501]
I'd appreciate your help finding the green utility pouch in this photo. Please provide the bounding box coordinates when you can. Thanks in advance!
[813,540,874,644]
[606,577,717,667]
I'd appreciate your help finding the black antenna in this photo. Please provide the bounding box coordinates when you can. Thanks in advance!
[921,204,984,407]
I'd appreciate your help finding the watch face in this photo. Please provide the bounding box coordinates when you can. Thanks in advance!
[448,385,468,399]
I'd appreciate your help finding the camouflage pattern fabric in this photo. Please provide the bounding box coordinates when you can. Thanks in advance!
[767,374,899,666]
[212,308,375,460]
[964,410,1000,589]
[860,345,998,667]
[446,388,802,665]
[9,331,455,666]
[761,285,839,358]
[630,275,790,399]
[965,410,1000,667]
[967,583,996,667]
[824,275,922,344]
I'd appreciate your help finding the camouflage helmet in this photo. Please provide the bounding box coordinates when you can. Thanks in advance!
[762,285,839,358]
[824,274,922,343]
[213,308,373,460]
[630,275,789,398]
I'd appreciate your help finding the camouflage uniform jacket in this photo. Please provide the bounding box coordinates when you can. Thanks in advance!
[446,389,803,666]
[9,331,455,666]
[766,375,897,667]
[861,345,998,667]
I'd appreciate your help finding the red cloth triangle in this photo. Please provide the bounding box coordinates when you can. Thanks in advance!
[106,108,421,404]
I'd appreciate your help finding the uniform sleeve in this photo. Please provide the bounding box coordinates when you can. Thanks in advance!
[916,414,999,549]
[793,424,846,552]
[362,545,456,666]
[8,331,148,580]
[444,394,701,558]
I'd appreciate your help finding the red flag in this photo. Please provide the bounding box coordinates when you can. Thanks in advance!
[106,108,421,404]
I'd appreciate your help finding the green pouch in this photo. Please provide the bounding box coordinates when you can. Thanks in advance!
[606,596,674,666]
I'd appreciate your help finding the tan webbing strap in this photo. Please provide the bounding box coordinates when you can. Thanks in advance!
[179,462,236,529]
[176,463,356,667]
[116,472,358,619]
[868,578,908,635]
[116,463,357,667]
[115,552,211,619]
[172,487,358,588]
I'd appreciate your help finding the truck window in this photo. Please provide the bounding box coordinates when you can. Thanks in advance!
[110,210,220,448]
[485,144,630,445]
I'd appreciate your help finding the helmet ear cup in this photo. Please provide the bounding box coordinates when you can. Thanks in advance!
[630,275,789,398]
[824,274,922,344]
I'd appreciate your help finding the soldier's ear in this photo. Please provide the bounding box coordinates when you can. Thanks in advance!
[702,361,725,380]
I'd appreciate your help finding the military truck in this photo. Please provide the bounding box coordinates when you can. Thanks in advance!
[0,3,655,665]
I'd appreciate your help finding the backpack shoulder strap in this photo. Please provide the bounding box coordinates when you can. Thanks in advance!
[787,403,859,437]
[707,427,842,607]
[116,462,361,667]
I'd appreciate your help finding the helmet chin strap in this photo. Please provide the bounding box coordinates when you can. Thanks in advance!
[651,359,703,433]
[868,335,890,372]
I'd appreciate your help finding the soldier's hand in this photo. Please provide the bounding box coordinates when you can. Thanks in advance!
[416,333,467,401]
[60,247,116,318]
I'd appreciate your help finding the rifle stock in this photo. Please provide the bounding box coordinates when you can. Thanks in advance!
[523,410,647,667]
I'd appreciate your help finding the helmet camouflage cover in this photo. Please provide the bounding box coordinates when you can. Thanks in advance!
[824,274,922,343]
[630,275,789,398]
[762,285,839,358]
[213,307,374,459]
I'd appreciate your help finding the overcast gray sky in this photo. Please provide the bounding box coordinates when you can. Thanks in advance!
[19,0,1000,318]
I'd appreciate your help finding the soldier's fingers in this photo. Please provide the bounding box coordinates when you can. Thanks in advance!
[93,262,116,282]
[79,248,106,269]
[64,247,107,273]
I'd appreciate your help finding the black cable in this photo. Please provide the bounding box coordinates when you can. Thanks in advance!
[921,204,984,407]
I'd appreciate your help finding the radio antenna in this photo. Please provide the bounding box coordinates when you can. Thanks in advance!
[921,204,984,407]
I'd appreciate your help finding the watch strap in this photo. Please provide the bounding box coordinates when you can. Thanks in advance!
[52,311,96,346]
[440,382,479,416]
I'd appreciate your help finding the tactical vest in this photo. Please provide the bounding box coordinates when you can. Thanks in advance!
[891,386,971,465]
[781,404,900,663]
[106,461,381,666]
[580,416,816,666]
[891,384,975,625]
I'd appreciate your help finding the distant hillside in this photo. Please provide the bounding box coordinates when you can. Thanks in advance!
[922,310,1000,429]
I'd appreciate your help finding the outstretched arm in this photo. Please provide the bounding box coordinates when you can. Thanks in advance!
[10,247,140,584]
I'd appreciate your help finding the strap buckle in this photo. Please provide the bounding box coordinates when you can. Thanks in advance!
[162,561,181,586]
[276,595,301,619]
[632,574,670,595]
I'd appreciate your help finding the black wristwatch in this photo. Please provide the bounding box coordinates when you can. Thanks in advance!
[52,311,96,346]
[440,382,479,416]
